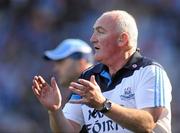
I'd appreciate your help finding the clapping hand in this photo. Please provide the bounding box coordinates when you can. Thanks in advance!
[32,76,62,111]
[69,75,106,110]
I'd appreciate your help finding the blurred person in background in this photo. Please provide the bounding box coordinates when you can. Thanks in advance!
[32,10,172,133]
[43,38,94,108]
[40,38,93,132]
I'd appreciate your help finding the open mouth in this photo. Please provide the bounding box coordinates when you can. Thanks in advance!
[94,46,100,50]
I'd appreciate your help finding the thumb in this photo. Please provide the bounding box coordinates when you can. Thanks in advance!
[51,77,59,90]
[90,75,98,86]
[90,75,101,92]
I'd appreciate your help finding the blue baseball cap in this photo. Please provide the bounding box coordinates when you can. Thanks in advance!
[44,39,93,61]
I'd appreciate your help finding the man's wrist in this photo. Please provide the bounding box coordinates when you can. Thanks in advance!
[96,97,106,111]
[98,98,112,113]
[48,110,57,115]
[48,108,62,115]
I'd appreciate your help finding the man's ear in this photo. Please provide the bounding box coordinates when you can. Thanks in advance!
[117,32,129,46]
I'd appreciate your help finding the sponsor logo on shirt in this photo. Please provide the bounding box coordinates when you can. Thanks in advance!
[85,109,121,132]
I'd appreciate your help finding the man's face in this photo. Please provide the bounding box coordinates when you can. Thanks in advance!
[53,58,80,86]
[90,14,120,64]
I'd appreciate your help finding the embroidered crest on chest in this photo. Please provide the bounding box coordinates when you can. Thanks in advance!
[120,87,135,100]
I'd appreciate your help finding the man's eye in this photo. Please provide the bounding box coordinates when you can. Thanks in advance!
[97,28,105,34]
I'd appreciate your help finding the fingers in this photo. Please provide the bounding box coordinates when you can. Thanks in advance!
[68,75,103,108]
[78,79,94,90]
[32,75,48,97]
[32,78,41,96]
[37,75,45,83]
[33,76,40,90]
[69,75,100,97]
[38,76,48,87]
[69,82,86,97]
[78,75,98,90]
[32,85,40,97]
[70,82,85,90]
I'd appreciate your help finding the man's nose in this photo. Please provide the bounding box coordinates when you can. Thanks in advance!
[90,33,97,44]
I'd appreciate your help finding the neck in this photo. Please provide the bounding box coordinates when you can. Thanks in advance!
[107,49,135,76]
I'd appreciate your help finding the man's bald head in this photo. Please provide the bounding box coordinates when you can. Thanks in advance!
[100,10,138,48]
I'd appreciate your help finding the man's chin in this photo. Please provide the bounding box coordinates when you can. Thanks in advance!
[94,54,101,61]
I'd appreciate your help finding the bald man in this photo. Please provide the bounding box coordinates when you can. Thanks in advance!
[32,10,172,133]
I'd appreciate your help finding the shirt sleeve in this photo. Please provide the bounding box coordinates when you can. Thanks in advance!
[135,65,172,109]
[62,72,89,127]
[136,65,172,133]
[63,103,84,127]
